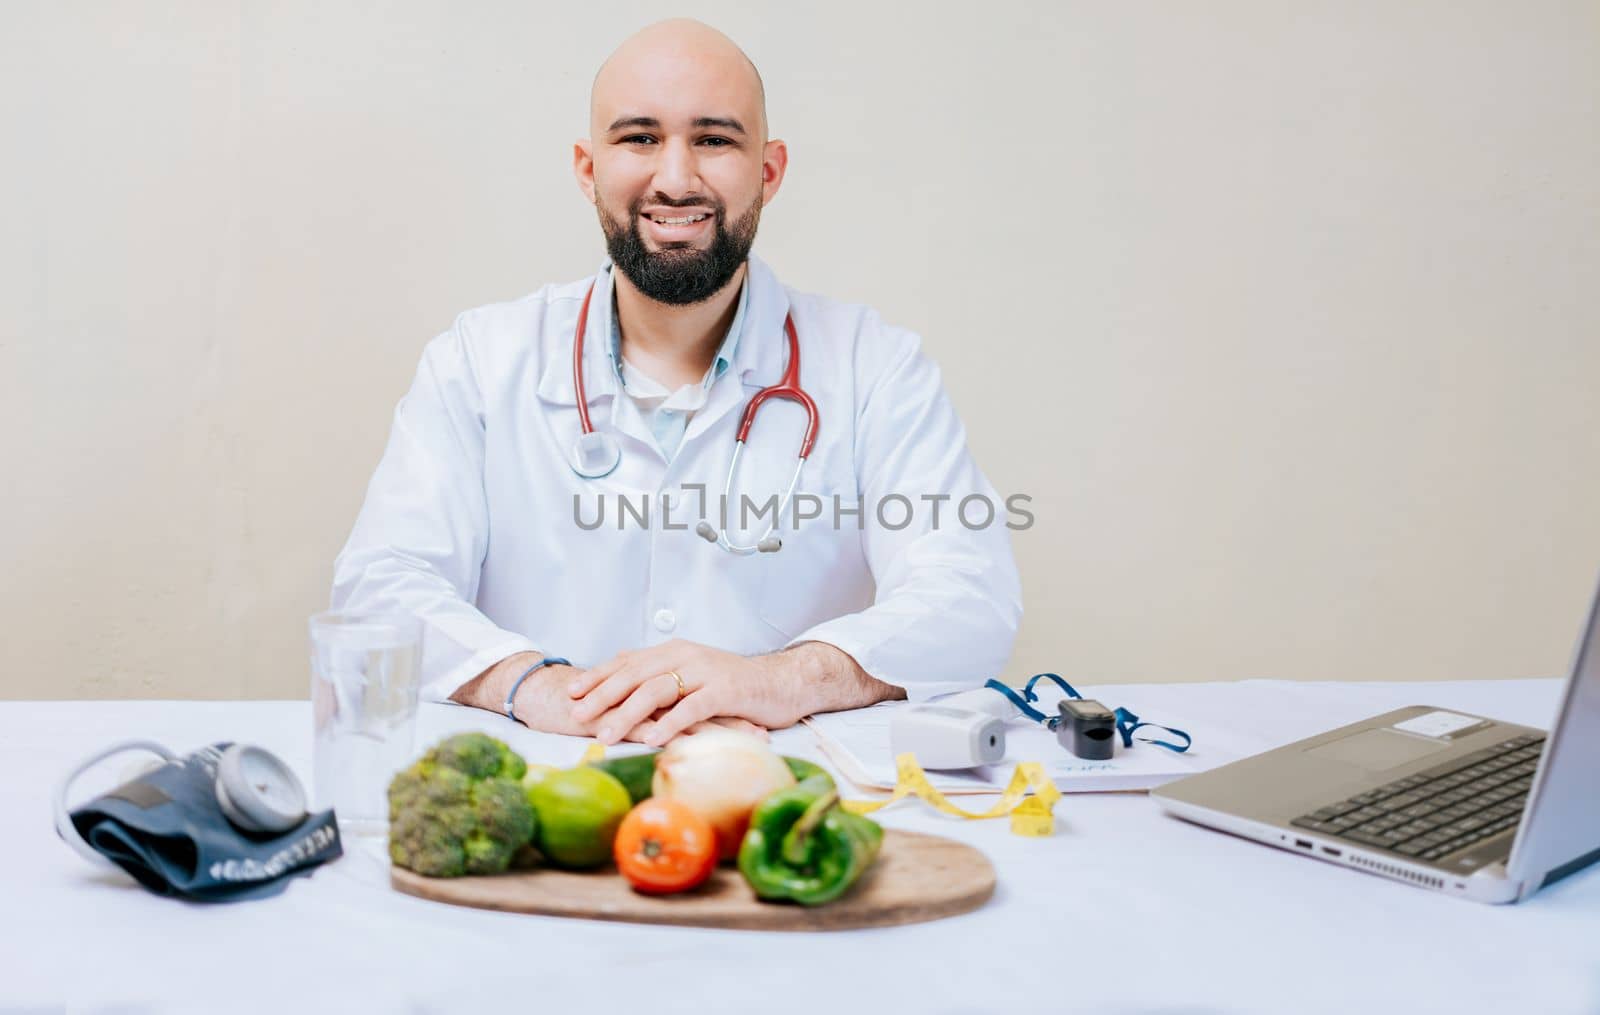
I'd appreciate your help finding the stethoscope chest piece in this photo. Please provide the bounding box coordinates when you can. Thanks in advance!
[569,429,622,480]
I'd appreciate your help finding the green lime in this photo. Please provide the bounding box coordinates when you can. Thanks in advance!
[521,764,556,790]
[526,766,632,869]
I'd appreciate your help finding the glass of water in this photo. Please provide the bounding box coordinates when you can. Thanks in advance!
[309,611,422,837]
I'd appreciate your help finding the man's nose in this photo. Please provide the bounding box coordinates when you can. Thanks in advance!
[650,137,702,198]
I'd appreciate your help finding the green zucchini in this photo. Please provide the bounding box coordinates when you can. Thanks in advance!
[587,751,658,804]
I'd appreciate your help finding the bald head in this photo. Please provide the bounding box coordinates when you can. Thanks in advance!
[576,19,786,306]
[590,19,767,142]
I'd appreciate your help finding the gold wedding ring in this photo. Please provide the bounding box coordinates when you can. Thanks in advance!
[667,670,686,701]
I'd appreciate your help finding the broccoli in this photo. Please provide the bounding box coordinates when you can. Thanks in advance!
[387,732,537,877]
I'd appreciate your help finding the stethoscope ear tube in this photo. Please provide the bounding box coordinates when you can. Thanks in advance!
[53,740,177,869]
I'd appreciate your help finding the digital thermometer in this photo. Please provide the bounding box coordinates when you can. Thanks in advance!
[889,705,1007,770]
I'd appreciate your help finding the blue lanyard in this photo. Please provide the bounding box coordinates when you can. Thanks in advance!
[983,673,1194,754]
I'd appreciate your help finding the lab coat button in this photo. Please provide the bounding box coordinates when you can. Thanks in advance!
[653,608,677,633]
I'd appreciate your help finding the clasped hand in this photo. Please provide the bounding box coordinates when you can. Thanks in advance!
[567,639,805,747]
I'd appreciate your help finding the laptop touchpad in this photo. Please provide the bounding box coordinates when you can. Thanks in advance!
[1303,729,1451,771]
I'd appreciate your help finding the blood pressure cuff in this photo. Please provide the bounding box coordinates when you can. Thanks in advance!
[69,742,342,902]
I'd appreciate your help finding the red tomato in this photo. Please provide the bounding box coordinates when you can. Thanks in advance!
[613,798,718,895]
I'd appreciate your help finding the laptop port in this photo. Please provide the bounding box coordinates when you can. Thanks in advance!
[1321,847,1342,857]
[1294,838,1313,850]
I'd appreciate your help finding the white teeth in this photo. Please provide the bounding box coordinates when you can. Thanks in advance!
[651,214,707,226]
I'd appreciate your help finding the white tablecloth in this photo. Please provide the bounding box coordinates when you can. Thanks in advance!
[6,679,1598,1014]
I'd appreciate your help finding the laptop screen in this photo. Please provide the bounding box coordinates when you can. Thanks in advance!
[1508,574,1600,891]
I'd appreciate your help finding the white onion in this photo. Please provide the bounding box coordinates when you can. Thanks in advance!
[652,727,796,860]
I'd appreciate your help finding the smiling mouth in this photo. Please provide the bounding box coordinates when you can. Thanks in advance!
[644,212,711,225]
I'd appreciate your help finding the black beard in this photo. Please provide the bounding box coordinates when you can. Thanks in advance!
[598,194,760,306]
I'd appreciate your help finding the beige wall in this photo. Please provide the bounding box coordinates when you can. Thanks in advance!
[2,1,1596,700]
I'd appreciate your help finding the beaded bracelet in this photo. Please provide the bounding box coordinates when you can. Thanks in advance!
[504,656,571,723]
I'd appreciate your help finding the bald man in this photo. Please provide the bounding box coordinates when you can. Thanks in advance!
[331,20,1022,745]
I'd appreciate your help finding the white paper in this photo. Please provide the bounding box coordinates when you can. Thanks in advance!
[803,689,1234,794]
[1391,710,1487,738]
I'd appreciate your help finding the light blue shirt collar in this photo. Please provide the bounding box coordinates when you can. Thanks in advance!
[607,266,748,390]
[604,264,750,461]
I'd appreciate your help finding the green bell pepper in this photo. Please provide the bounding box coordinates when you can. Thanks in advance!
[781,756,833,786]
[738,774,884,906]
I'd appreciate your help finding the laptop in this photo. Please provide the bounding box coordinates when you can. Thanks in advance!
[1151,575,1600,903]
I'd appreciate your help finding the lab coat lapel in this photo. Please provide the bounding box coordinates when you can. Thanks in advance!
[681,255,790,447]
[534,262,657,455]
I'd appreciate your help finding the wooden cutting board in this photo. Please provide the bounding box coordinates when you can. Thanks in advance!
[390,829,995,931]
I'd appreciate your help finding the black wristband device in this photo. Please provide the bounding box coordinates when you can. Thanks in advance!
[1056,698,1118,760]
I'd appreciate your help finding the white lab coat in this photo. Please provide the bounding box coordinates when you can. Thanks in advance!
[331,254,1022,704]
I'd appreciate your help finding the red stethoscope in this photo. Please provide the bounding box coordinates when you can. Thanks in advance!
[567,278,819,554]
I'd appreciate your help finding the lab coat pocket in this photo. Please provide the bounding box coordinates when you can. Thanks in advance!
[754,482,871,640]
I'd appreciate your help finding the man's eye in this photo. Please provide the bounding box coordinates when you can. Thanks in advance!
[621,135,731,147]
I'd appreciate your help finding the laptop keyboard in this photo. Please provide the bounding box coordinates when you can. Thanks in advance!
[1290,733,1545,863]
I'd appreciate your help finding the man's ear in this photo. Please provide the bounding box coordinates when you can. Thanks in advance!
[760,139,789,208]
[573,139,596,203]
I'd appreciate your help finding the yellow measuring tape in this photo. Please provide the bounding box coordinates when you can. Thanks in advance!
[839,752,1063,837]
[573,744,1060,837]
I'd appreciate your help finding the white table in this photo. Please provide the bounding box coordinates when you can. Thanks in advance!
[6,679,1598,1014]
